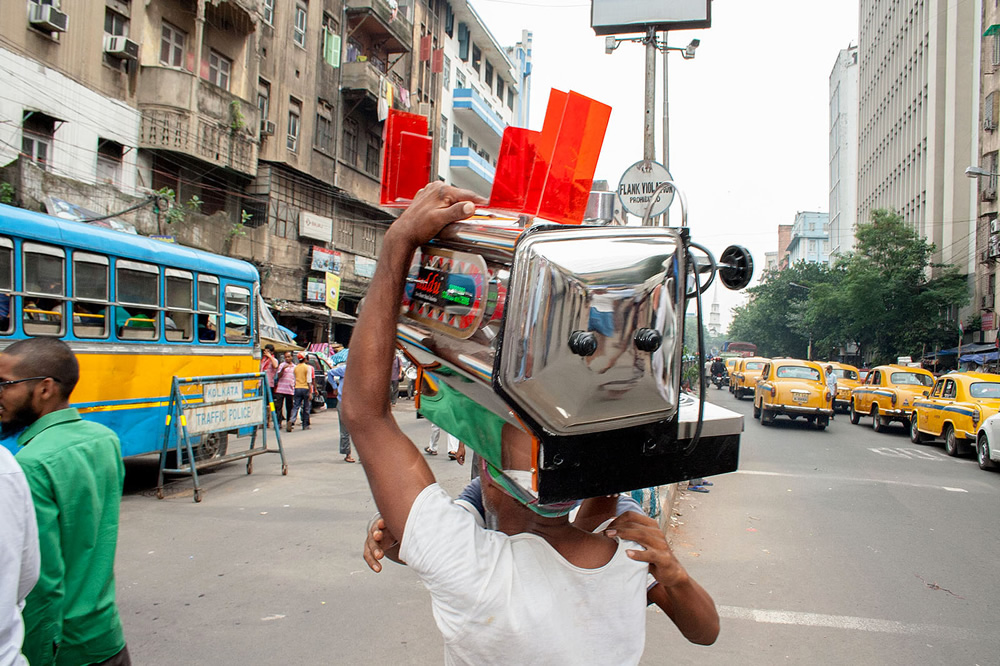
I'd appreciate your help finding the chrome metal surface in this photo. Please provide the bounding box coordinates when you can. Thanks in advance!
[583,191,616,224]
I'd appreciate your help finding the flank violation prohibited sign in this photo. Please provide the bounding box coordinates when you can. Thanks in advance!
[617,160,674,218]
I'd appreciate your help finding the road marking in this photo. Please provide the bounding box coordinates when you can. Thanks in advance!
[717,605,972,639]
[736,470,968,493]
[868,447,942,461]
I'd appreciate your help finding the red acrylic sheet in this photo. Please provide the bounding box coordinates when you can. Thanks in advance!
[380,110,430,207]
[486,89,611,224]
[536,91,611,225]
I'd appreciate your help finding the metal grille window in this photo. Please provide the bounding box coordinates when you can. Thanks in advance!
[287,99,301,152]
[994,35,1000,67]
[116,260,159,340]
[294,2,308,47]
[365,133,381,175]
[208,50,231,90]
[342,118,358,165]
[160,21,186,68]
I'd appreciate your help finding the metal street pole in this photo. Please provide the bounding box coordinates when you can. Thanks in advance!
[644,26,656,161]
[662,30,669,227]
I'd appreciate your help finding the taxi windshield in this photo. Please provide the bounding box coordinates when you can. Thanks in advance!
[890,372,933,386]
[969,382,1000,399]
[746,362,765,370]
[833,368,858,380]
[776,366,820,381]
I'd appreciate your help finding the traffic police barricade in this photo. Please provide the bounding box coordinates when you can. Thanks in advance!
[157,372,287,502]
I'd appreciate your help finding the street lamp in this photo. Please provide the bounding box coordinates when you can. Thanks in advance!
[965,165,998,178]
[788,282,813,361]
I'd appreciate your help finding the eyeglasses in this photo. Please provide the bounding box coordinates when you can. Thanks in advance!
[0,376,57,394]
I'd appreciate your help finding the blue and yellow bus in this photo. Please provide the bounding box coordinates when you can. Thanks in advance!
[0,203,260,458]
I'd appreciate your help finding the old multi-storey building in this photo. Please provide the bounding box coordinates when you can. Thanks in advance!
[857,0,978,277]
[785,212,830,266]
[977,5,1000,343]
[828,45,858,261]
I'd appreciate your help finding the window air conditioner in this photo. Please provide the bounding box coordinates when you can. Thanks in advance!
[103,35,139,60]
[260,120,276,136]
[992,219,1000,234]
[29,4,69,32]
[983,188,997,202]
[418,102,432,118]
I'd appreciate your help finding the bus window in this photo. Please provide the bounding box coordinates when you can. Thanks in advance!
[23,242,65,336]
[165,269,194,342]
[116,260,159,340]
[72,253,109,339]
[197,275,219,343]
[0,238,12,334]
[224,285,251,343]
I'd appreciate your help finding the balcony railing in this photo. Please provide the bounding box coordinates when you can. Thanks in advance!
[345,0,413,53]
[136,66,259,176]
[452,88,505,141]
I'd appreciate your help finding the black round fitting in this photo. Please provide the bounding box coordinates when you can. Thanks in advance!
[568,330,598,356]
[634,328,662,352]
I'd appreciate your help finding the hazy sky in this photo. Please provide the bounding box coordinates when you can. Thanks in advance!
[470,0,860,330]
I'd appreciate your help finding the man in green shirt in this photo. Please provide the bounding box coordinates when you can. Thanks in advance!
[2,338,129,666]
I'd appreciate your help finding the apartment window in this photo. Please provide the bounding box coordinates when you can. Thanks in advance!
[456,68,466,89]
[293,2,308,47]
[257,79,270,120]
[442,55,451,91]
[96,139,123,186]
[452,124,463,148]
[365,132,381,175]
[439,115,448,149]
[287,99,301,151]
[496,77,504,102]
[467,138,478,153]
[342,118,358,165]
[104,8,128,37]
[208,50,231,90]
[315,102,333,154]
[994,35,1000,67]
[507,88,514,110]
[477,148,490,163]
[484,60,493,87]
[262,0,274,25]
[471,44,481,73]
[21,112,55,169]
[160,22,186,68]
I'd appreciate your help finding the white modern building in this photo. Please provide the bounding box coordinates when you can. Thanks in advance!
[436,2,530,197]
[828,45,858,260]
[857,0,979,276]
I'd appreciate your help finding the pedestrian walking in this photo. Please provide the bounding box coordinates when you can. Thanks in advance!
[327,360,355,463]
[273,351,296,428]
[826,364,838,420]
[390,352,402,406]
[424,424,465,463]
[287,353,313,432]
[3,338,131,666]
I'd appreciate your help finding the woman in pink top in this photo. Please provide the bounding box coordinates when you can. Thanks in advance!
[274,351,296,426]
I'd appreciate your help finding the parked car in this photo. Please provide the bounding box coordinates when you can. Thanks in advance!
[910,372,1000,456]
[731,356,770,400]
[850,364,934,432]
[753,358,833,429]
[974,412,1000,470]
[822,361,863,413]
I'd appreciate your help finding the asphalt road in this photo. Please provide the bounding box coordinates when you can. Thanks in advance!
[114,394,1000,665]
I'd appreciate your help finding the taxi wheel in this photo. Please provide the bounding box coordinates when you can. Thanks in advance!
[977,434,995,470]
[760,408,774,426]
[943,425,960,457]
[910,415,927,444]
[752,400,761,419]
[816,416,829,430]
[849,401,861,425]
[871,405,886,433]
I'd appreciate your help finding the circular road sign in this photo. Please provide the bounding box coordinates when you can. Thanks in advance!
[616,160,674,219]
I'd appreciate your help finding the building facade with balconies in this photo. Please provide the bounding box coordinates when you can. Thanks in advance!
[436,2,529,197]
[977,6,1000,342]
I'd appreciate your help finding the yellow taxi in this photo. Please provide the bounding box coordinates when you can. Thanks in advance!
[822,361,863,413]
[910,372,1000,456]
[753,358,833,429]
[731,356,770,400]
[850,364,934,433]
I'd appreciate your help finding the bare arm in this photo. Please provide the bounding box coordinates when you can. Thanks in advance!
[606,512,720,645]
[340,183,487,540]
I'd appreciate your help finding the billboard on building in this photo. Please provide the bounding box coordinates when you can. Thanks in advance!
[299,211,334,242]
[306,277,325,302]
[591,0,711,35]
[311,246,341,273]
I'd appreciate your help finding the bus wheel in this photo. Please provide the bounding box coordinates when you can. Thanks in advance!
[196,432,228,462]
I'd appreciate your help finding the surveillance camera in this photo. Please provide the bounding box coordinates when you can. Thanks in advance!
[605,36,616,55]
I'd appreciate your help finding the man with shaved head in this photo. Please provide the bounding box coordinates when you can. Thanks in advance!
[3,338,130,666]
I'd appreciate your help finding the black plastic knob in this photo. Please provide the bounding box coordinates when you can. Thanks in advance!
[568,330,598,356]
[633,328,662,352]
